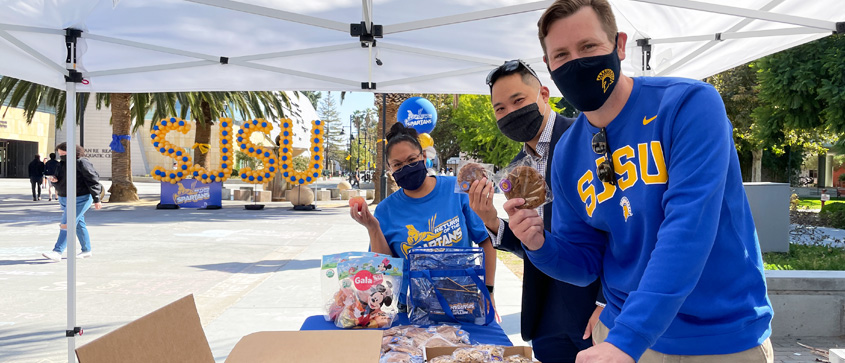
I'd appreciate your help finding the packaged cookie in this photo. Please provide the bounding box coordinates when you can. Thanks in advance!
[379,351,420,363]
[454,161,494,194]
[494,157,553,210]
[450,347,490,363]
[474,345,505,361]
[429,356,456,363]
[504,355,533,363]
[429,325,471,345]
[335,255,403,328]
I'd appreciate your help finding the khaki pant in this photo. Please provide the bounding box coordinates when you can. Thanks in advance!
[592,321,773,363]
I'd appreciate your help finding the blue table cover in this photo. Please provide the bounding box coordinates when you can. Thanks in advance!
[299,313,513,346]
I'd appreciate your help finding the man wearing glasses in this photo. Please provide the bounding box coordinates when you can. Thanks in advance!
[505,1,773,362]
[467,59,603,363]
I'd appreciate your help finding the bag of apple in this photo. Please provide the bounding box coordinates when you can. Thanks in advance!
[332,255,403,329]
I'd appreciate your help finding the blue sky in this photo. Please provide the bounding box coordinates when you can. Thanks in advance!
[321,91,374,138]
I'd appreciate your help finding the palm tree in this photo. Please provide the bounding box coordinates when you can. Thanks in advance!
[3,76,294,202]
[0,77,87,129]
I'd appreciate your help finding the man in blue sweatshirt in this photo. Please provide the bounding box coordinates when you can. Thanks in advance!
[504,1,774,362]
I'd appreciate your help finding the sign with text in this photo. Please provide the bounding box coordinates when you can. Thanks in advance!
[161,179,222,208]
[397,97,437,134]
[85,148,112,159]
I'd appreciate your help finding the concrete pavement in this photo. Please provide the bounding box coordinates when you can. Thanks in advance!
[0,178,523,363]
[0,177,842,362]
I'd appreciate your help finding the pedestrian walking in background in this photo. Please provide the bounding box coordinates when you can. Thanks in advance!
[27,155,44,201]
[43,153,59,201]
[42,143,102,262]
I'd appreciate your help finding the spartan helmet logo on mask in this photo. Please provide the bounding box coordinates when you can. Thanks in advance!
[597,69,615,93]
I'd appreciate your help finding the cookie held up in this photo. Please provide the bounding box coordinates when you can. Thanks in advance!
[495,158,553,210]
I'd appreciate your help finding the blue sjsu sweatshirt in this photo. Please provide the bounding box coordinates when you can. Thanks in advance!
[526,77,773,360]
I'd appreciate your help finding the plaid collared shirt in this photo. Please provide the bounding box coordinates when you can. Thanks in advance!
[490,113,556,246]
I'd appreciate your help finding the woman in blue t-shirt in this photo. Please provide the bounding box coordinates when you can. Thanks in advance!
[350,123,497,306]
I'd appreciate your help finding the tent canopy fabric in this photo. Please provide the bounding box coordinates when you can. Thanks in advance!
[0,0,842,96]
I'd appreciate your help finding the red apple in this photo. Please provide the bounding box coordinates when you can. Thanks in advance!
[349,196,366,211]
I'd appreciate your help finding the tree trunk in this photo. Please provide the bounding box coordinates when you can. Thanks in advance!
[751,148,763,182]
[194,101,213,169]
[107,93,139,202]
[374,93,407,203]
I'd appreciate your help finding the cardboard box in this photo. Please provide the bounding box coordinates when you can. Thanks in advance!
[425,346,534,362]
[76,294,383,363]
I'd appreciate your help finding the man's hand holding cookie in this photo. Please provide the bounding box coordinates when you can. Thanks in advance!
[468,178,499,230]
[504,198,545,251]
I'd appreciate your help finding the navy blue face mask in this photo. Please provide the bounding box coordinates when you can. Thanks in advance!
[549,34,621,112]
[393,160,427,191]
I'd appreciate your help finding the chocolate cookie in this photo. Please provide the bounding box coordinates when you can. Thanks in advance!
[457,163,488,192]
[501,166,546,209]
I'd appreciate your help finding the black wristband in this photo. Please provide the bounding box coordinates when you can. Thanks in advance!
[486,285,494,293]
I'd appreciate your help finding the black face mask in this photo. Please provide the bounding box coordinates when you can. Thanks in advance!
[550,34,621,112]
[393,160,428,191]
[59,154,67,162]
[496,89,547,143]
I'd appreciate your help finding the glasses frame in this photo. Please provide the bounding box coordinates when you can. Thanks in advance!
[592,128,617,186]
[390,154,424,173]
[486,59,540,89]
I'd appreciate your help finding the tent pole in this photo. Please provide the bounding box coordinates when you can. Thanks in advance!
[64,27,83,363]
[66,80,78,363]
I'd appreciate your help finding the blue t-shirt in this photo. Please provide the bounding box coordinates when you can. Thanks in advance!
[526,77,773,360]
[374,175,489,302]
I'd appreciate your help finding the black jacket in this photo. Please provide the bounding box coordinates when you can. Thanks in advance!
[55,157,102,203]
[44,159,59,176]
[28,159,45,180]
[497,113,603,342]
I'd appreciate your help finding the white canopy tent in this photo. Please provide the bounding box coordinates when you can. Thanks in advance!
[0,0,841,361]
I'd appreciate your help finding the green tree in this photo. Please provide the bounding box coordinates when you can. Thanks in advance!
[451,94,522,167]
[0,77,146,201]
[551,97,579,118]
[707,63,769,181]
[318,92,345,175]
[301,91,321,110]
[753,34,845,152]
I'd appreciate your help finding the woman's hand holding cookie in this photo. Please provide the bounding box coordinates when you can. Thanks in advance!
[503,198,545,250]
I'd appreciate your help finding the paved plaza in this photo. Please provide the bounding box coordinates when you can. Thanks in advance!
[0,178,842,362]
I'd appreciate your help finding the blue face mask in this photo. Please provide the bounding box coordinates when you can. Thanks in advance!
[549,34,621,112]
[393,160,427,191]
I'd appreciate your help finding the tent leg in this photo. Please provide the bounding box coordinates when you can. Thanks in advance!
[66,80,78,363]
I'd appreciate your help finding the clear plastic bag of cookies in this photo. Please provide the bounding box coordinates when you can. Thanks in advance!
[454,161,494,194]
[504,354,533,363]
[379,351,423,363]
[473,344,505,361]
[494,157,553,210]
[450,347,491,363]
[427,325,471,345]
[429,356,457,363]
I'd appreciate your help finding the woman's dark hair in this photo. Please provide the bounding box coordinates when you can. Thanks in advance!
[385,123,423,158]
[56,142,85,158]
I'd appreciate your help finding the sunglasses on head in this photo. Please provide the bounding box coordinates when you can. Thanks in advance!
[486,59,540,89]
[592,128,617,185]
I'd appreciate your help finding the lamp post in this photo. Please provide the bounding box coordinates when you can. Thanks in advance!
[348,115,353,176]
[324,123,330,176]
[356,119,361,176]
